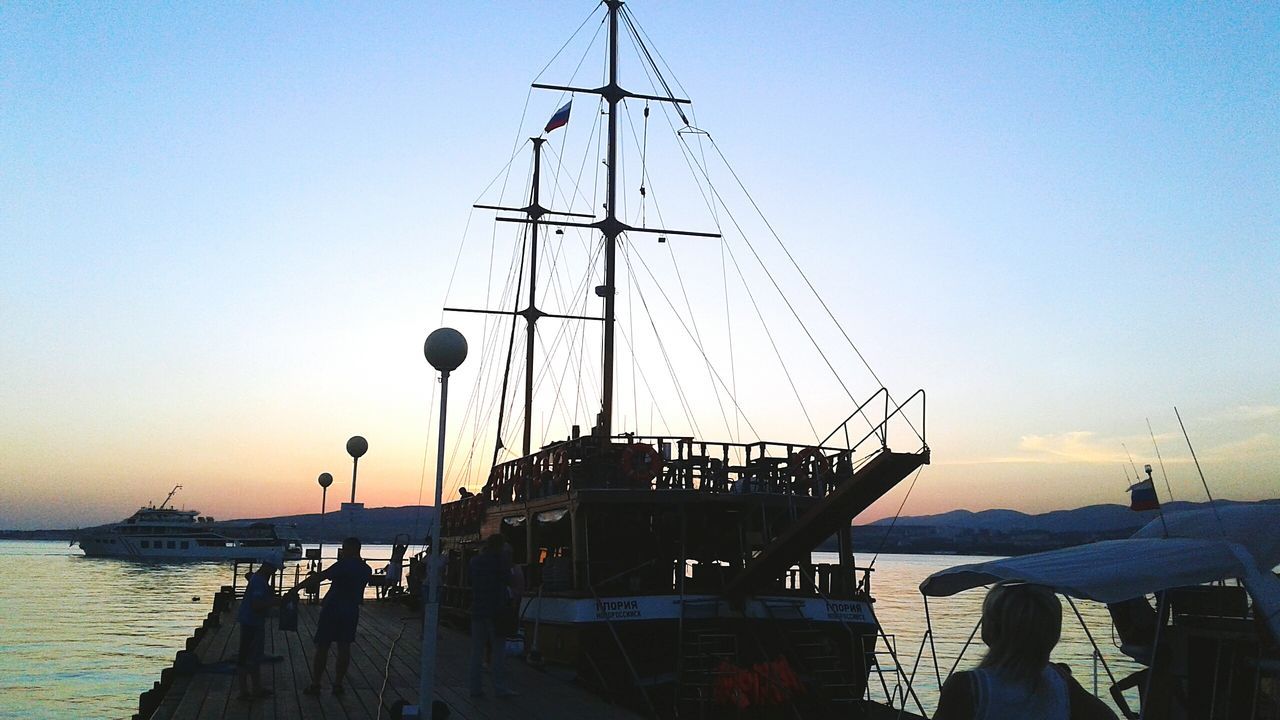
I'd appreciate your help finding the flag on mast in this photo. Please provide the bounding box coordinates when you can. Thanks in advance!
[1128,477,1160,511]
[544,100,572,133]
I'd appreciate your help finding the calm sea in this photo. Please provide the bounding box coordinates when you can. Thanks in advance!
[0,541,1138,719]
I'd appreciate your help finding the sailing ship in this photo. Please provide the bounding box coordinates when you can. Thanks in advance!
[434,2,929,717]
[74,485,303,562]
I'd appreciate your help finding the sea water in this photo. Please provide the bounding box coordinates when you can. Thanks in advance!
[0,541,1138,719]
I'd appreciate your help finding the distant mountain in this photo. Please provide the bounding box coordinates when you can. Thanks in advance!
[863,498,1280,534]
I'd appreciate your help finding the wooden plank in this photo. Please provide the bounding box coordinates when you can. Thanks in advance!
[191,615,238,720]
[293,600,354,720]
[161,597,645,720]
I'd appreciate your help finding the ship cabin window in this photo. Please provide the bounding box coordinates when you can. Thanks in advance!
[181,541,189,549]
[167,541,176,549]
[140,540,150,548]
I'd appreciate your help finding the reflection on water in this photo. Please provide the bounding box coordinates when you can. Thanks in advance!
[0,541,234,719]
[0,541,1137,719]
[0,541,396,719]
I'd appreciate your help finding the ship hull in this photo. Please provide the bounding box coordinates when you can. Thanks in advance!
[77,534,298,562]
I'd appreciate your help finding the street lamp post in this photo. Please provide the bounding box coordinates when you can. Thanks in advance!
[346,436,368,504]
[419,328,467,719]
[317,472,333,563]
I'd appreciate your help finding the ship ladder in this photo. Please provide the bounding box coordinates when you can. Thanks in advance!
[676,623,738,720]
[757,598,865,712]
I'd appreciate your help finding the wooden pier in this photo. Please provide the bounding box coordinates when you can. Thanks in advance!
[140,590,642,720]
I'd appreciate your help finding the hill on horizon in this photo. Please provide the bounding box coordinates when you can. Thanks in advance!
[863,498,1280,534]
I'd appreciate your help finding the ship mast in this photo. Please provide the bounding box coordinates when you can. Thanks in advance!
[459,0,717,456]
[529,0,716,439]
[598,0,621,439]
[522,138,544,456]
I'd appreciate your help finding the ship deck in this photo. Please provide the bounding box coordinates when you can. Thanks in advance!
[147,596,643,720]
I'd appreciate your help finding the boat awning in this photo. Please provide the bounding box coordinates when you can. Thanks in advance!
[919,536,1280,641]
[1131,504,1280,570]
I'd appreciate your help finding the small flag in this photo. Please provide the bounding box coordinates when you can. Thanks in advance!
[1128,478,1160,512]
[544,100,572,133]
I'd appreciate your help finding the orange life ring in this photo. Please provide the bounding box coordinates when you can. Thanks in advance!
[620,442,663,486]
[789,447,831,487]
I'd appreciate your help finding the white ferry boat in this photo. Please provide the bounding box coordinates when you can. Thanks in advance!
[74,485,302,562]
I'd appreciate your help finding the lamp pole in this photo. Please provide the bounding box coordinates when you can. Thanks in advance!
[346,436,368,504]
[420,328,467,719]
[317,472,333,564]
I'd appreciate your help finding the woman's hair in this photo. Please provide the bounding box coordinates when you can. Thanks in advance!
[978,582,1062,686]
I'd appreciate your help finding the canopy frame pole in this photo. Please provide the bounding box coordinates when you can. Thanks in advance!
[945,617,983,681]
[1138,592,1170,720]
[897,620,932,719]
[1065,595,1119,689]
[924,595,943,690]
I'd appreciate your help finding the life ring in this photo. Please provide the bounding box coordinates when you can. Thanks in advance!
[620,442,663,486]
[789,447,831,492]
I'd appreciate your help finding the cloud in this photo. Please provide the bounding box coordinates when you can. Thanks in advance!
[948,430,1176,466]
[1235,405,1280,421]
[1203,432,1280,460]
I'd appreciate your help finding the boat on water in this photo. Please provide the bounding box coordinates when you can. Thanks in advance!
[918,504,1280,719]
[74,485,303,562]
[432,2,929,717]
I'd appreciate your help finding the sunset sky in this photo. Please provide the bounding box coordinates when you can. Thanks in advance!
[2,2,1277,530]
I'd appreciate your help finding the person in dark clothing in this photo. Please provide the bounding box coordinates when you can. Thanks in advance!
[296,537,377,696]
[469,534,516,698]
[236,559,282,701]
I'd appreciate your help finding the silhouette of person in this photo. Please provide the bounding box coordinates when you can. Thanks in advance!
[296,537,378,696]
[468,533,516,698]
[236,559,281,701]
[934,582,1118,720]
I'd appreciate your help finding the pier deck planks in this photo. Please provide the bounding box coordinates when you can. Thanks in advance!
[151,597,643,720]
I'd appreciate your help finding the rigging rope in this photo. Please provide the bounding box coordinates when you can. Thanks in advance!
[619,244,704,437]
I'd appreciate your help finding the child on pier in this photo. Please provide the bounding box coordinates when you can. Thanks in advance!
[236,559,282,701]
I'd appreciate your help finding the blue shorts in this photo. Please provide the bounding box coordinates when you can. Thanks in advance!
[314,606,358,645]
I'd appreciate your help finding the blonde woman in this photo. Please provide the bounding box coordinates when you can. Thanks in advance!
[934,583,1118,720]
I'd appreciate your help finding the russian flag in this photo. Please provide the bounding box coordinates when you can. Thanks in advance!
[1129,478,1160,512]
[544,100,572,133]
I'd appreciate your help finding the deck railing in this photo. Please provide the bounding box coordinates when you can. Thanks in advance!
[440,387,926,527]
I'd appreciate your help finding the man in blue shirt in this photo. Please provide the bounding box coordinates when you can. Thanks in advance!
[236,558,281,701]
[300,537,376,696]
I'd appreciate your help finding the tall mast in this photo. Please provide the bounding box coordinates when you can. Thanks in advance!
[523,138,545,456]
[599,0,622,438]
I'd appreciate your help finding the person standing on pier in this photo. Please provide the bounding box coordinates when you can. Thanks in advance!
[236,559,281,701]
[469,533,517,698]
[298,536,376,696]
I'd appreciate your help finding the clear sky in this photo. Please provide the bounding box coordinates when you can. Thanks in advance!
[2,2,1276,530]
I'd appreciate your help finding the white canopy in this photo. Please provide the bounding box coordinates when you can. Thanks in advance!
[918,505,1280,640]
[1131,503,1280,570]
